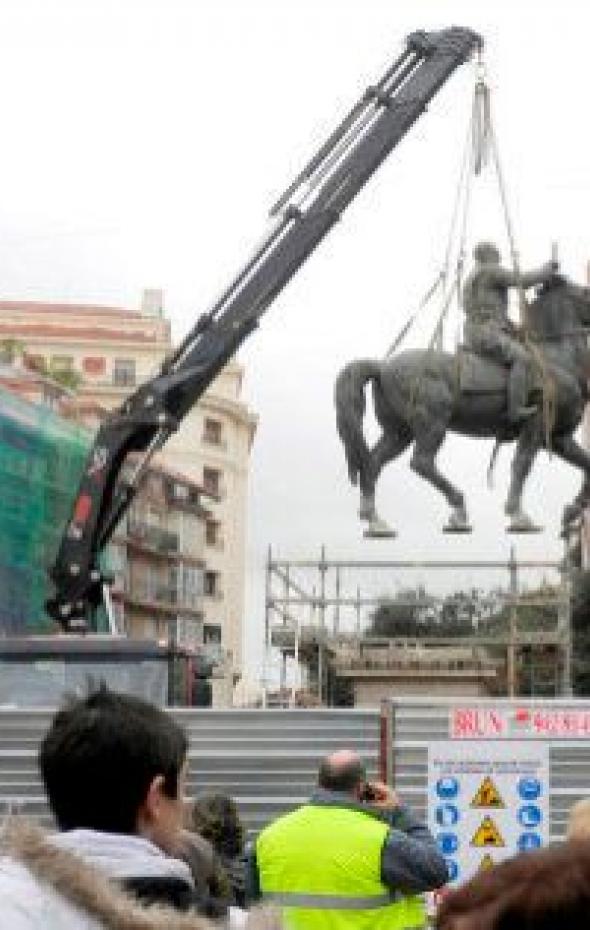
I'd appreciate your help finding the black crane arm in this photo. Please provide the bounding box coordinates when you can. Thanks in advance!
[46,26,481,630]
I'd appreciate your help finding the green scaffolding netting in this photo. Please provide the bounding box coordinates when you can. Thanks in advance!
[0,387,93,633]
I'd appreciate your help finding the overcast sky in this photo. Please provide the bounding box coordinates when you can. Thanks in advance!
[0,0,587,677]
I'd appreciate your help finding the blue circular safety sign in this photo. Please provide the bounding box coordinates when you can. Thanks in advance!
[437,833,459,855]
[445,859,459,882]
[518,832,542,852]
[518,805,542,829]
[436,804,459,827]
[436,777,459,800]
[518,777,541,801]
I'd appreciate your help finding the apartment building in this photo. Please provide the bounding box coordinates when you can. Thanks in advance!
[110,462,208,649]
[0,291,257,682]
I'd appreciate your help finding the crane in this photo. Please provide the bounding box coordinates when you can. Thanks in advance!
[46,26,482,631]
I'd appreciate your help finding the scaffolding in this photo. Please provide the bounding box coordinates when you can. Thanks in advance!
[0,388,91,633]
[265,545,574,704]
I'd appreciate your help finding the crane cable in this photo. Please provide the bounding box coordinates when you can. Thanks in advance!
[387,48,556,450]
[384,59,479,360]
[477,57,556,449]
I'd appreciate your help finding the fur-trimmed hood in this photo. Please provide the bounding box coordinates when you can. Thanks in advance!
[0,819,282,930]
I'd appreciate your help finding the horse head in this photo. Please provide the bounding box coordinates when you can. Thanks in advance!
[527,274,590,390]
[528,274,590,342]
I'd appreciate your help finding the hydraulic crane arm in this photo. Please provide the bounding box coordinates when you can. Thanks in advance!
[46,26,481,630]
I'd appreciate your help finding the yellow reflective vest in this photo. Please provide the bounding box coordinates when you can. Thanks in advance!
[256,803,426,930]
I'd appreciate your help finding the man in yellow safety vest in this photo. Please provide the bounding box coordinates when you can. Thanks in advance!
[246,749,447,930]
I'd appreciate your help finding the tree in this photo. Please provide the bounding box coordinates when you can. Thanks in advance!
[0,338,25,363]
[367,588,426,637]
[28,353,83,391]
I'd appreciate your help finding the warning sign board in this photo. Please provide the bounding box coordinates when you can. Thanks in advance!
[478,853,495,871]
[470,776,505,809]
[471,816,505,848]
[428,740,548,888]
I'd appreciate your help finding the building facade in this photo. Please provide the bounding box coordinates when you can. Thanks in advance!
[0,292,256,684]
[109,462,207,649]
[0,356,209,642]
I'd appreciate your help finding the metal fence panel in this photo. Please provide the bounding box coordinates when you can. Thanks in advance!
[0,707,380,834]
[383,698,590,842]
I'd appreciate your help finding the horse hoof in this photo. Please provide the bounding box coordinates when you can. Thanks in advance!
[363,517,397,539]
[443,521,473,534]
[443,506,472,533]
[506,512,543,534]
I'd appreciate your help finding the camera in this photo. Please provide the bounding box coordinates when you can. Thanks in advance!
[360,782,376,802]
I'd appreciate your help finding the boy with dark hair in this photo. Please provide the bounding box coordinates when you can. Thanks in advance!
[40,687,188,838]
[0,687,226,929]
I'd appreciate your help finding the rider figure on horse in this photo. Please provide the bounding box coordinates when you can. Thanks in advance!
[462,241,557,424]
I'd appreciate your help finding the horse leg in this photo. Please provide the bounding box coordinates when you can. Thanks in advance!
[504,418,543,531]
[551,434,590,533]
[410,421,471,530]
[359,429,411,536]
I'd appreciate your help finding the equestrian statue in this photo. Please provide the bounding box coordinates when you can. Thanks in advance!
[335,241,590,536]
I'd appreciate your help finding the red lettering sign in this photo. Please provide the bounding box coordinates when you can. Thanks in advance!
[451,706,590,739]
[451,709,507,739]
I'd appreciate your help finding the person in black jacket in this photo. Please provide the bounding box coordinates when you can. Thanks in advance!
[188,793,247,908]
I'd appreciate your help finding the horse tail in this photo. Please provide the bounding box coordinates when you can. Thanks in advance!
[487,438,502,489]
[334,359,381,485]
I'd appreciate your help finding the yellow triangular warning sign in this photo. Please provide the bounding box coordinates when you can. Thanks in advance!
[470,816,505,848]
[479,853,496,871]
[470,776,505,809]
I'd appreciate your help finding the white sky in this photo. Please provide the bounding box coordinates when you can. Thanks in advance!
[0,0,588,676]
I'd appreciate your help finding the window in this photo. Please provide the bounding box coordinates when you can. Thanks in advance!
[113,358,136,387]
[83,356,106,377]
[205,520,219,546]
[172,482,189,501]
[203,467,221,497]
[203,623,222,644]
[26,354,45,372]
[203,417,222,445]
[50,355,74,373]
[182,566,203,606]
[204,570,220,597]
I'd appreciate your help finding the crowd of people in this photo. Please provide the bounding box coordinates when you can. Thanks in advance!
[0,687,589,929]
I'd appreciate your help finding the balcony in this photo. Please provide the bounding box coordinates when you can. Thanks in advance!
[164,482,203,510]
[127,520,180,555]
[124,578,203,613]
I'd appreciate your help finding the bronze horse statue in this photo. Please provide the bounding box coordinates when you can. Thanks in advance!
[335,276,590,536]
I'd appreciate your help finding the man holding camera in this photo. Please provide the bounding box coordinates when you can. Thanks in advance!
[248,748,447,930]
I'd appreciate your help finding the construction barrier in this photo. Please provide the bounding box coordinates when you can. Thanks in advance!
[0,387,91,634]
[0,706,380,833]
[381,697,590,892]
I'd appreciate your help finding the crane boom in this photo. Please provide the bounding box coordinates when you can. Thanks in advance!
[46,26,481,629]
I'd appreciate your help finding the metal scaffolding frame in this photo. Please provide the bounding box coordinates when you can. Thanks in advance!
[264,545,574,704]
